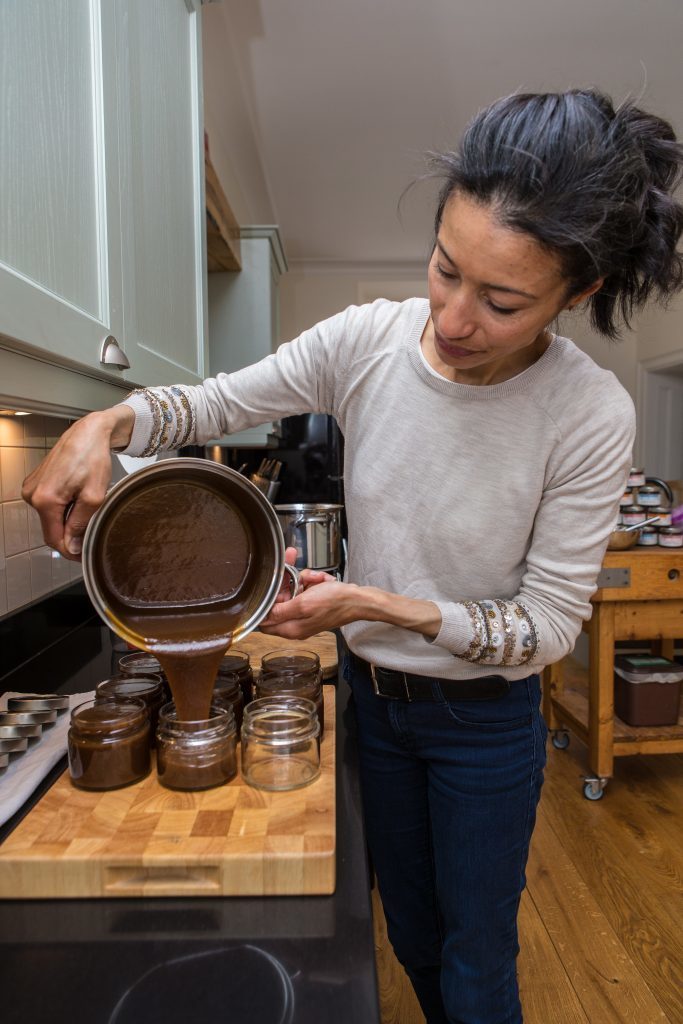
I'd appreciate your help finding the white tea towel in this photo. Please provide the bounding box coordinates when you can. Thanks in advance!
[0,691,94,827]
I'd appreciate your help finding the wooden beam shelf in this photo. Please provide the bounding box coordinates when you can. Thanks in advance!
[205,154,241,272]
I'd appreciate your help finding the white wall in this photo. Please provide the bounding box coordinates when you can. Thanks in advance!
[637,295,683,364]
[202,5,276,227]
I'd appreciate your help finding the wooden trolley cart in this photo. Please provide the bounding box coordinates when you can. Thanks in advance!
[542,547,683,799]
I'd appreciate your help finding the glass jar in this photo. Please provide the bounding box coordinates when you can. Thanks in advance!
[216,650,254,705]
[212,670,245,732]
[636,526,658,546]
[118,651,170,701]
[260,648,322,682]
[68,697,150,790]
[627,467,646,488]
[241,697,320,791]
[96,674,164,746]
[156,703,237,791]
[658,526,683,548]
[636,485,665,507]
[256,671,324,737]
[621,505,647,526]
[650,506,672,527]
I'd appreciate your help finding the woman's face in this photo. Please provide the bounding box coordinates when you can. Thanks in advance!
[425,192,594,385]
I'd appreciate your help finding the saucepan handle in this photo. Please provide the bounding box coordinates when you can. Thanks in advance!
[283,561,302,597]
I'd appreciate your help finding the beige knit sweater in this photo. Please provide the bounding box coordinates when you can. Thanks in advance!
[121,298,635,680]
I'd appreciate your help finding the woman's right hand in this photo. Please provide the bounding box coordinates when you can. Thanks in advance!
[21,405,135,560]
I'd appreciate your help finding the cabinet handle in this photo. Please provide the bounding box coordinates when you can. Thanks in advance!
[100,335,130,370]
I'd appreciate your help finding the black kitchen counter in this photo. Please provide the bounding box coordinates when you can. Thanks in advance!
[0,613,380,1024]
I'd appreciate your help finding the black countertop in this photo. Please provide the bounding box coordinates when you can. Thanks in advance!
[0,613,380,1024]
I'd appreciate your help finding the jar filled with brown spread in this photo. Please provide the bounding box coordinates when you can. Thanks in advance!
[256,671,324,738]
[68,697,150,790]
[96,675,164,746]
[212,671,245,732]
[216,650,254,705]
[156,703,237,791]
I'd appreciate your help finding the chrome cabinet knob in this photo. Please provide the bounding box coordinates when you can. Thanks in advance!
[100,335,130,370]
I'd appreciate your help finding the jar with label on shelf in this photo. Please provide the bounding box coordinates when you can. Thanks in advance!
[650,506,672,527]
[156,703,237,791]
[621,505,647,527]
[658,526,683,548]
[636,485,667,507]
[68,697,150,790]
[627,467,646,488]
[636,526,659,546]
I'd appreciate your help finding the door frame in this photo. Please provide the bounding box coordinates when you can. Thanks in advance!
[635,346,683,473]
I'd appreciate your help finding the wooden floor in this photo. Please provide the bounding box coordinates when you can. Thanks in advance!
[372,658,683,1024]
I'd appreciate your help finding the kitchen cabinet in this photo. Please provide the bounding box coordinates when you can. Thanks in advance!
[0,0,207,411]
[208,226,287,446]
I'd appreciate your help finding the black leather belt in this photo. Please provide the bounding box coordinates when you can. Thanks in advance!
[352,655,510,702]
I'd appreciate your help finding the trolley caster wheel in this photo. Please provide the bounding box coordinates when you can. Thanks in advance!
[583,778,608,801]
[551,730,570,750]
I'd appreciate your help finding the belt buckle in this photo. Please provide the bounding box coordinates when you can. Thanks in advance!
[370,664,411,701]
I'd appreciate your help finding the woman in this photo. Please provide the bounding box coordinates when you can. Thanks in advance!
[24,90,683,1023]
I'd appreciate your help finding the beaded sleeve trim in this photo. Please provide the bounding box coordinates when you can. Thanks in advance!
[127,386,196,454]
[460,599,540,666]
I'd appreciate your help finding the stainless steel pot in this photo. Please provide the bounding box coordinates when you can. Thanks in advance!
[275,504,343,572]
[82,459,298,650]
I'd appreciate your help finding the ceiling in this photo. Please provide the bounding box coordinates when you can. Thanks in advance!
[218,0,683,265]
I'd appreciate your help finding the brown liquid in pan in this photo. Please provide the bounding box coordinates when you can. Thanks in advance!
[96,479,265,721]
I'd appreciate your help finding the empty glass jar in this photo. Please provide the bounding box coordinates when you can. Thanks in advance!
[256,671,324,738]
[241,696,320,791]
[156,703,237,791]
[68,696,150,790]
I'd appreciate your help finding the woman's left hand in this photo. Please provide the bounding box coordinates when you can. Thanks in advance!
[261,558,362,639]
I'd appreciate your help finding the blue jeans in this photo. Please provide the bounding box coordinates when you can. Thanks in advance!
[345,656,547,1024]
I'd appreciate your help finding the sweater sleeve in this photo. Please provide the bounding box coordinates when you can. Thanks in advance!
[428,389,636,669]
[117,308,355,456]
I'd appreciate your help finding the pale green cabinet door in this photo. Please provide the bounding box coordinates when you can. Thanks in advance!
[0,0,206,394]
[114,0,207,388]
[0,0,124,378]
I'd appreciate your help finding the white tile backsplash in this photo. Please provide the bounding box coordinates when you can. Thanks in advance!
[1,446,27,501]
[0,417,23,447]
[3,500,29,556]
[0,556,7,616]
[0,414,75,617]
[23,414,45,447]
[27,505,45,549]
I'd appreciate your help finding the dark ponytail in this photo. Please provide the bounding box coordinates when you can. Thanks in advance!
[431,90,683,338]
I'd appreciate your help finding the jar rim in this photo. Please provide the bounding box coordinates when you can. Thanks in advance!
[71,696,148,736]
[158,701,236,735]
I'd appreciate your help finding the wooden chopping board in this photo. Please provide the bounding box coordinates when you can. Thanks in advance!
[0,636,338,900]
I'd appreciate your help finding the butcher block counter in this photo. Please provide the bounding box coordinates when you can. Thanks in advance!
[0,589,380,1024]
